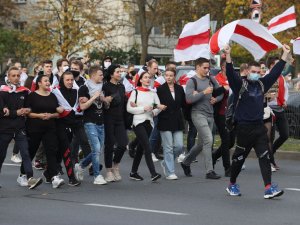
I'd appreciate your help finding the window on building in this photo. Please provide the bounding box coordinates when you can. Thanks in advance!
[14,0,27,4]
[13,21,27,30]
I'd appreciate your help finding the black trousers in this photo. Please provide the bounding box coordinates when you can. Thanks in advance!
[230,124,271,186]
[272,110,289,154]
[56,123,84,179]
[0,130,33,178]
[27,129,59,178]
[132,120,156,176]
[104,117,128,168]
[213,114,231,170]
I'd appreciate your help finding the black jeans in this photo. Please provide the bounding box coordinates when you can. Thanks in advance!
[187,120,197,152]
[0,130,33,178]
[27,129,59,178]
[70,128,92,165]
[230,124,271,186]
[104,117,128,168]
[213,114,231,170]
[272,110,289,154]
[132,120,157,176]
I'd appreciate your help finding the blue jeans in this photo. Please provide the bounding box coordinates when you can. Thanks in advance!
[81,123,105,177]
[149,116,160,154]
[160,131,183,176]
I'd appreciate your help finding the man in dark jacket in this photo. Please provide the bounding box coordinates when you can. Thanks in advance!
[0,66,42,189]
[224,44,291,199]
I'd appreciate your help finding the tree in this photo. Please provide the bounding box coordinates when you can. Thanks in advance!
[0,0,17,27]
[125,0,226,64]
[224,0,300,70]
[20,0,114,59]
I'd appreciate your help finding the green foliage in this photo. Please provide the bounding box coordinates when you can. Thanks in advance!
[0,28,31,64]
[89,46,140,65]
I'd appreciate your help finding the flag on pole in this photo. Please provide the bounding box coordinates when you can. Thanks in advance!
[267,6,297,34]
[293,37,300,55]
[209,19,282,60]
[174,14,210,62]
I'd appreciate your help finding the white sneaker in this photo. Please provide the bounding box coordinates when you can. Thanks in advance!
[152,153,159,162]
[105,171,115,182]
[52,175,65,188]
[271,165,277,172]
[177,153,185,163]
[11,154,22,163]
[112,168,122,181]
[74,163,84,181]
[94,175,107,185]
[166,174,178,180]
[17,175,28,186]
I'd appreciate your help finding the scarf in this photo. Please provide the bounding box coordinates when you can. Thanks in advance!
[136,86,150,92]
[85,79,103,97]
[0,81,29,93]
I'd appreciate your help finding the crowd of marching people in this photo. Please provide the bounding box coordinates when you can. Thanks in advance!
[0,43,294,199]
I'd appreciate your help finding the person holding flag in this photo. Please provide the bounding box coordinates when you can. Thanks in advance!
[224,44,291,199]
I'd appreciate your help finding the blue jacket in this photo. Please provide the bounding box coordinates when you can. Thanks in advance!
[226,60,286,124]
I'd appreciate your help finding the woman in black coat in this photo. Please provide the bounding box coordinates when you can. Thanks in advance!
[157,68,186,180]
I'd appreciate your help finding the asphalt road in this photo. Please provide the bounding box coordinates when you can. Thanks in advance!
[0,146,299,225]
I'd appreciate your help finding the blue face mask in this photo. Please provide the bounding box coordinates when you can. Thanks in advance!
[248,73,260,81]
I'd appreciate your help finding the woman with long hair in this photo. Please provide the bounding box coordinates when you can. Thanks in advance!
[127,72,162,181]
[25,75,64,188]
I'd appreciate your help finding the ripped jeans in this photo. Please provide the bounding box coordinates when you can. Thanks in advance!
[230,123,272,186]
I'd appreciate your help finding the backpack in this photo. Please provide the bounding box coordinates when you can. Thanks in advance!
[225,79,264,131]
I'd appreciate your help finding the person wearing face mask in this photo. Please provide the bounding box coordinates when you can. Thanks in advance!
[224,44,291,199]
[55,58,69,80]
[102,56,112,82]
[70,60,86,87]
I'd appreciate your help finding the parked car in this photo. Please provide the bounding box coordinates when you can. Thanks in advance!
[285,90,300,139]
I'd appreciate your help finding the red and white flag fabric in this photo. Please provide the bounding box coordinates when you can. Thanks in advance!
[209,19,282,60]
[293,37,300,55]
[154,76,166,88]
[267,6,297,34]
[178,70,197,92]
[174,14,210,62]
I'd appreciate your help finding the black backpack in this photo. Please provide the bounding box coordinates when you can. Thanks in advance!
[124,90,138,129]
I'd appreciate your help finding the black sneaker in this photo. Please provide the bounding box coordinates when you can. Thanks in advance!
[181,163,192,177]
[129,172,144,181]
[151,173,161,182]
[43,171,51,183]
[68,177,81,187]
[206,171,221,179]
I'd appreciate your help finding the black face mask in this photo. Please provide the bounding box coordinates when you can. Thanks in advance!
[71,70,80,78]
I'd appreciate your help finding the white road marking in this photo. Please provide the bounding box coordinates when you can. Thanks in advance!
[285,188,300,192]
[84,203,189,216]
[3,163,20,167]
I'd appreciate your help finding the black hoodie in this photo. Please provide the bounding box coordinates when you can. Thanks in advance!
[57,79,81,126]
[0,87,29,133]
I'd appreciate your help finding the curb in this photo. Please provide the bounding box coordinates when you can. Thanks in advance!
[247,150,300,161]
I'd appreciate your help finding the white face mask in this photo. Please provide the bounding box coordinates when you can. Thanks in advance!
[104,61,111,68]
[121,72,127,78]
[63,66,69,72]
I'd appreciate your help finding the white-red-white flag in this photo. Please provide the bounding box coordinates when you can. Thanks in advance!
[154,76,166,88]
[293,37,300,55]
[268,6,297,34]
[178,70,197,92]
[174,14,210,62]
[209,19,282,60]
